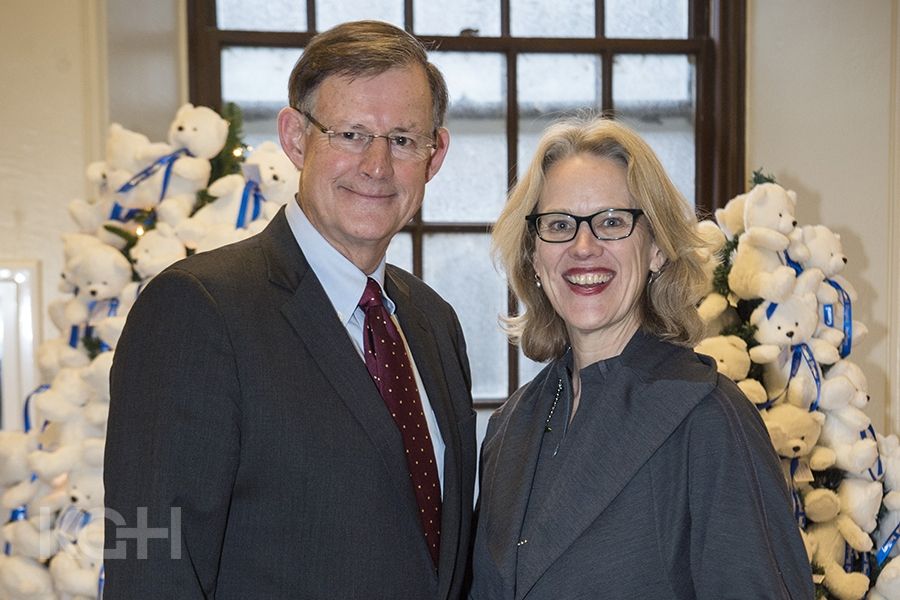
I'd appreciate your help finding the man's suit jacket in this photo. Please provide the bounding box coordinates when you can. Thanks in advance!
[104,208,477,599]
[469,330,813,600]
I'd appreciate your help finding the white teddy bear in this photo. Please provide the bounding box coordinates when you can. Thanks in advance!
[27,367,103,482]
[61,242,133,328]
[874,435,900,564]
[750,269,840,408]
[49,513,105,599]
[838,477,883,534]
[93,224,187,349]
[870,557,900,600]
[727,182,808,302]
[714,189,749,241]
[174,142,296,250]
[694,335,766,405]
[818,402,880,479]
[153,103,229,225]
[694,220,738,336]
[800,223,868,354]
[0,554,57,600]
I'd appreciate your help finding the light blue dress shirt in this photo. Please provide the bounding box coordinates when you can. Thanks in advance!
[284,199,445,493]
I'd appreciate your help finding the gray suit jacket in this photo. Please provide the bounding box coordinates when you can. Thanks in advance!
[104,209,477,599]
[470,330,813,600]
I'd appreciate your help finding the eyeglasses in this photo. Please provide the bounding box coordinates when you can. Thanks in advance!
[303,111,436,162]
[526,208,644,243]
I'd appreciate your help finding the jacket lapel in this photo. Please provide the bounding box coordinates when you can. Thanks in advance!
[512,333,717,598]
[481,365,561,592]
[261,210,420,523]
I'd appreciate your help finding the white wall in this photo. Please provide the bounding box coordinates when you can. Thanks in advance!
[747,0,899,433]
[1,1,898,434]
[0,2,107,348]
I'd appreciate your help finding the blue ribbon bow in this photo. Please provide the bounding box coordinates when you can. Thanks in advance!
[110,148,192,221]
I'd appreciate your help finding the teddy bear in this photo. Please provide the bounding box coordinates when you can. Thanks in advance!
[727,182,809,303]
[749,269,841,409]
[49,513,105,599]
[60,242,133,330]
[838,477,883,534]
[760,402,842,527]
[817,400,880,479]
[799,224,868,355]
[806,517,873,600]
[874,435,900,563]
[694,335,766,405]
[79,351,114,430]
[246,140,299,218]
[821,359,870,412]
[0,554,57,600]
[694,220,739,336]
[1,480,67,561]
[173,141,295,250]
[149,103,229,224]
[714,189,749,241]
[870,557,900,600]
[27,367,103,482]
[92,223,187,349]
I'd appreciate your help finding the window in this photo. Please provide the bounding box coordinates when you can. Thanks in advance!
[188,0,745,405]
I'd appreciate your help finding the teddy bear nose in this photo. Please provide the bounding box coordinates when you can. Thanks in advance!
[842,257,848,264]
[786,331,794,338]
[792,445,801,453]
[90,289,98,296]
[70,495,78,503]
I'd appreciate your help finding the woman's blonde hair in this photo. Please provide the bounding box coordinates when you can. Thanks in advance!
[492,115,708,362]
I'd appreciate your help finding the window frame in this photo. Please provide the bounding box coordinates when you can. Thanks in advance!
[187,0,746,404]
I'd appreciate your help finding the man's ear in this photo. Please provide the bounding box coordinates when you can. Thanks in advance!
[425,127,451,182]
[277,107,308,170]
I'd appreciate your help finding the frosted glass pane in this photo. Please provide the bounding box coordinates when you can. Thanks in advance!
[424,53,507,223]
[518,54,600,108]
[430,52,505,110]
[217,0,306,32]
[425,118,507,222]
[613,54,693,104]
[517,54,601,178]
[423,234,507,400]
[511,0,594,37]
[386,232,412,272]
[605,0,688,39]
[613,54,695,205]
[316,0,403,31]
[414,0,500,36]
[221,46,300,148]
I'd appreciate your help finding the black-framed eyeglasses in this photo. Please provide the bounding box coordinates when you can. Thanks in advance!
[526,208,644,243]
[303,111,436,162]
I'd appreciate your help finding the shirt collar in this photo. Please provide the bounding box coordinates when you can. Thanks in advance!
[284,199,393,324]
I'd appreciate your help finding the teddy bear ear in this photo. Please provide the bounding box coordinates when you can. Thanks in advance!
[810,410,826,426]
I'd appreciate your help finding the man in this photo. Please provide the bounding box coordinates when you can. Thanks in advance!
[104,21,477,599]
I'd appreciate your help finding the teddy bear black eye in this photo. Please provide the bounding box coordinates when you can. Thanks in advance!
[800,435,806,440]
[794,321,799,327]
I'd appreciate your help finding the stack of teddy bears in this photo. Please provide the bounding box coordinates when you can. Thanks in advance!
[0,103,297,599]
[694,178,899,599]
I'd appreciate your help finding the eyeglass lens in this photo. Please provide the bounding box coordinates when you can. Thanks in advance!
[535,209,638,242]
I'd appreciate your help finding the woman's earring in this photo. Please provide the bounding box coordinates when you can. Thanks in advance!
[534,273,542,288]
[647,269,661,286]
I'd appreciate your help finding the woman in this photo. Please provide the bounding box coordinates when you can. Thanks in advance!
[469,117,813,599]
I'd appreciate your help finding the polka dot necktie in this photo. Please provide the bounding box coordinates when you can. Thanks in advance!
[358,277,442,568]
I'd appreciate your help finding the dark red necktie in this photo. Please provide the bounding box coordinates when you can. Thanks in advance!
[358,277,442,568]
